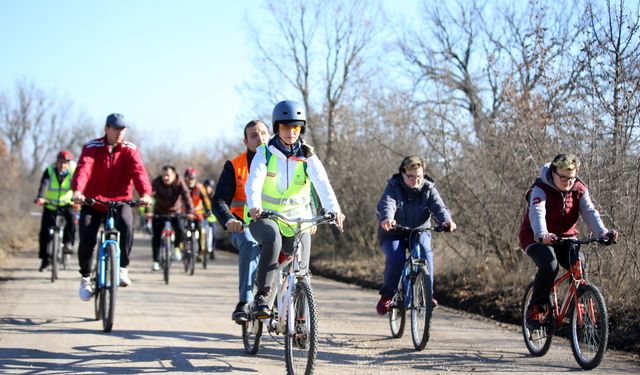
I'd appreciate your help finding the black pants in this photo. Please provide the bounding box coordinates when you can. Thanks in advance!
[526,242,582,307]
[77,204,133,277]
[38,206,76,260]
[151,216,185,262]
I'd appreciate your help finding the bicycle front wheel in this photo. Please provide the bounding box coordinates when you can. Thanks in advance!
[162,236,170,284]
[101,243,118,333]
[49,234,58,283]
[189,239,196,276]
[410,266,433,351]
[285,278,318,375]
[522,282,554,356]
[389,287,406,338]
[242,315,263,355]
[570,283,608,370]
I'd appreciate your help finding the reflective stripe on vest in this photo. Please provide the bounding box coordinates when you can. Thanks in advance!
[44,165,74,210]
[230,152,249,218]
[252,147,311,237]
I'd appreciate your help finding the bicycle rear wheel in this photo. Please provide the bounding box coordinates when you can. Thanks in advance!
[285,278,318,375]
[570,283,608,370]
[101,243,118,332]
[410,266,432,351]
[242,315,264,355]
[389,287,406,338]
[522,282,554,356]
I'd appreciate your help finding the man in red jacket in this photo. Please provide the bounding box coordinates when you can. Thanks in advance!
[72,113,152,301]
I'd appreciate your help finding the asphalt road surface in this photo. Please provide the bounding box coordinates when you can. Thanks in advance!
[1,233,638,374]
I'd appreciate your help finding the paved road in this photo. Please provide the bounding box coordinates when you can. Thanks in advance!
[1,234,638,374]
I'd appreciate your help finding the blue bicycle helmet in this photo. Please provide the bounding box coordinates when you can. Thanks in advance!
[272,100,306,135]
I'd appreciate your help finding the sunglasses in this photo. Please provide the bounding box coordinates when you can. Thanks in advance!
[280,124,302,132]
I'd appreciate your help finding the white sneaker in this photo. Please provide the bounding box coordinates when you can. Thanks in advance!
[151,261,160,271]
[79,277,93,301]
[119,268,132,287]
[173,248,182,261]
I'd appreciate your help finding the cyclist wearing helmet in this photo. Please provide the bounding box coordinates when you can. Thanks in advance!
[148,165,195,270]
[34,150,78,271]
[520,153,618,329]
[183,167,213,262]
[212,120,270,323]
[245,100,345,318]
[72,113,153,300]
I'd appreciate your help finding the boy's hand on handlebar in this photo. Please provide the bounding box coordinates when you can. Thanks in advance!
[34,197,45,206]
[73,191,86,205]
[442,221,457,232]
[335,212,345,229]
[139,194,153,207]
[225,219,245,233]
[380,218,396,231]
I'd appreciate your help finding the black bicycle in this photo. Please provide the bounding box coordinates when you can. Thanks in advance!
[183,218,199,276]
[46,206,70,282]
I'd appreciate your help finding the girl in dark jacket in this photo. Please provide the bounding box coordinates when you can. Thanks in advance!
[375,155,456,315]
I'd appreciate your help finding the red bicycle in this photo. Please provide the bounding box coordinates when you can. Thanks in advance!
[522,237,615,370]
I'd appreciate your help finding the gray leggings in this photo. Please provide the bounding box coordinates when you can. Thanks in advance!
[249,218,311,295]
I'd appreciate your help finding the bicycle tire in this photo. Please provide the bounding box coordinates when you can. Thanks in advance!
[522,282,554,356]
[242,314,264,355]
[410,266,432,351]
[570,283,608,370]
[101,243,118,332]
[162,236,170,285]
[202,227,208,269]
[49,232,58,283]
[189,237,196,276]
[389,282,406,338]
[285,278,318,375]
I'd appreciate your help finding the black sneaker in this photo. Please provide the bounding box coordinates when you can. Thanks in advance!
[253,293,271,319]
[63,243,74,254]
[232,301,249,324]
[39,259,49,272]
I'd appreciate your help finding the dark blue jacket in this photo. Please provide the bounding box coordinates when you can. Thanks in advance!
[376,173,451,240]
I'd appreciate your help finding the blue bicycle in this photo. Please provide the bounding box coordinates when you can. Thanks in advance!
[86,198,140,333]
[387,225,443,351]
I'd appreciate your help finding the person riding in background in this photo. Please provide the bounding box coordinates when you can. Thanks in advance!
[183,167,212,262]
[34,150,77,271]
[520,153,618,329]
[203,178,218,260]
[245,100,345,319]
[72,113,153,301]
[375,155,456,315]
[212,119,270,323]
[148,165,195,271]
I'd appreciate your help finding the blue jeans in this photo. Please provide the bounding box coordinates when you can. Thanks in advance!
[231,230,261,303]
[379,232,433,297]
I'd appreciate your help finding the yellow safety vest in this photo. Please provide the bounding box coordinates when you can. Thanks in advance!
[246,146,312,237]
[44,165,75,210]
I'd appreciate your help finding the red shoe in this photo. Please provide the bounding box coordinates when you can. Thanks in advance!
[376,295,392,315]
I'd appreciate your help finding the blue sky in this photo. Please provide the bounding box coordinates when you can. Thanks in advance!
[0,1,419,149]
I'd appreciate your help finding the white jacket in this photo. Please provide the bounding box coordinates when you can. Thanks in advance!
[245,143,341,215]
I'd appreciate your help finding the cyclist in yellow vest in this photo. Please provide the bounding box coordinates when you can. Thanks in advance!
[34,150,77,271]
[246,100,345,318]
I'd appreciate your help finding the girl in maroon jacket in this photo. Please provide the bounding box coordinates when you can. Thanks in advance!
[519,154,618,329]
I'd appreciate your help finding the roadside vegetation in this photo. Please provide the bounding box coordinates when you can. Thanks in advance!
[1,0,638,354]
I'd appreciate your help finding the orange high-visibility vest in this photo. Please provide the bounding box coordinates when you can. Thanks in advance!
[229,152,249,218]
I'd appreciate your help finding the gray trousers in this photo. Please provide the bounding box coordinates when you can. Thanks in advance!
[249,218,311,295]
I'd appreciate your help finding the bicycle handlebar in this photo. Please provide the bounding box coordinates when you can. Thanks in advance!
[259,209,343,232]
[85,198,142,208]
[389,224,445,235]
[554,237,616,246]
